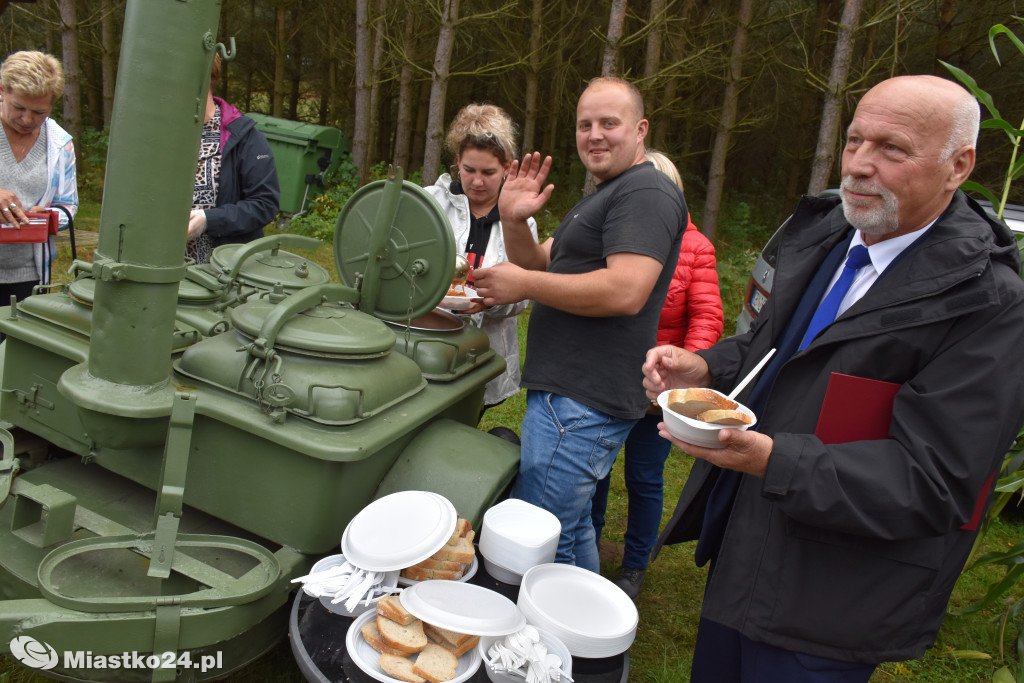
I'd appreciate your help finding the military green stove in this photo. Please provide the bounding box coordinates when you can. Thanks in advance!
[0,1,519,680]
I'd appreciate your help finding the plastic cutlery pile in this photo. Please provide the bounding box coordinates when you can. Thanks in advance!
[291,560,396,612]
[485,625,573,682]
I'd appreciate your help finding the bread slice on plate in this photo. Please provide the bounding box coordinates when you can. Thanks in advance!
[667,388,738,418]
[378,654,426,683]
[412,643,459,683]
[431,534,475,564]
[361,620,410,657]
[424,623,479,657]
[376,614,427,655]
[697,409,752,425]
[377,595,416,626]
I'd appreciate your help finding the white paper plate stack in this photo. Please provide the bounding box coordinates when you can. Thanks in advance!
[517,564,638,658]
[478,499,560,585]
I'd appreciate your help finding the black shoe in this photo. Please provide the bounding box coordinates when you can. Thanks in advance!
[614,566,646,600]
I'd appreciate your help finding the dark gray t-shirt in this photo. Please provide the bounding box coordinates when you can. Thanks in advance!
[521,161,686,420]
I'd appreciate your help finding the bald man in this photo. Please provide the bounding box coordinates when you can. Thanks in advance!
[473,77,686,574]
[642,75,1024,681]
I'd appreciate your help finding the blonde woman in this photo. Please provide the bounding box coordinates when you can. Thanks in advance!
[424,104,539,416]
[0,50,77,301]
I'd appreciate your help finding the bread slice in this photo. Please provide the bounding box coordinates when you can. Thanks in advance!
[424,623,479,657]
[415,558,467,572]
[400,564,467,582]
[446,517,472,545]
[412,643,459,683]
[431,534,475,564]
[377,595,416,626]
[377,614,427,655]
[667,388,737,418]
[697,409,752,425]
[378,654,426,683]
[361,621,411,657]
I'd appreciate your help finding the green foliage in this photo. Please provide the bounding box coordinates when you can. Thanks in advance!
[286,158,425,242]
[74,127,109,204]
[941,20,1024,683]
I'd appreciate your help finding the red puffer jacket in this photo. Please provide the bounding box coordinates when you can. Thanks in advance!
[657,218,723,351]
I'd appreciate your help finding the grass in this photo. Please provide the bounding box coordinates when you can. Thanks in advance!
[2,205,1023,682]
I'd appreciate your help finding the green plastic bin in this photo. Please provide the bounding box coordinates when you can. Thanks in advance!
[247,113,348,215]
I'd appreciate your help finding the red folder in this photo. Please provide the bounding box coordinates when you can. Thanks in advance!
[813,371,991,531]
[814,372,900,444]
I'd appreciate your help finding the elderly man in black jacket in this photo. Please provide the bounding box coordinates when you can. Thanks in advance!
[642,75,1024,683]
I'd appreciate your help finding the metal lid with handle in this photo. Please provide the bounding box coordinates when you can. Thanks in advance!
[334,166,455,321]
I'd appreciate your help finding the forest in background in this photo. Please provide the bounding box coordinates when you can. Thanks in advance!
[2,0,1024,241]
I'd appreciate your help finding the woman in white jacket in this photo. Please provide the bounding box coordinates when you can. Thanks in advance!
[425,104,539,414]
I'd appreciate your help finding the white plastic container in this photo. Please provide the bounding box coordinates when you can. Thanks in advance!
[479,499,560,581]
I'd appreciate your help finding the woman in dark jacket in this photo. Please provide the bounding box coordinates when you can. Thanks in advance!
[187,54,279,263]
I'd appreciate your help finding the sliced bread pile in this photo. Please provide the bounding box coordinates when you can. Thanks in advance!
[400,517,475,581]
[361,594,480,682]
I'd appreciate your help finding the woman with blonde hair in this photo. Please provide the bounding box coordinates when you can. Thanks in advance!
[424,103,539,416]
[0,50,77,301]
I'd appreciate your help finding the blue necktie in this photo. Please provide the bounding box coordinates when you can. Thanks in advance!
[798,245,871,351]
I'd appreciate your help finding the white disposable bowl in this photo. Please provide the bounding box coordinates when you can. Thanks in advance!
[481,557,523,586]
[346,608,482,683]
[479,499,560,575]
[303,554,400,618]
[478,628,573,683]
[657,388,756,449]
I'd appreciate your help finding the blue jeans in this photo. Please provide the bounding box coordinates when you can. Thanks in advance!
[512,391,635,573]
[592,412,672,569]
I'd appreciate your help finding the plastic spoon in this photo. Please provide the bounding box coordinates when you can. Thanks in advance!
[726,348,777,400]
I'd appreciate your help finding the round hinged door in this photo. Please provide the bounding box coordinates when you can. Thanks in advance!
[211,243,331,291]
[229,298,395,356]
[334,176,455,321]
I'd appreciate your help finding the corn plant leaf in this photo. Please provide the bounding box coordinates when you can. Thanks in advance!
[992,664,1014,683]
[940,60,1001,120]
[989,24,1024,66]
[996,469,1024,492]
[961,180,998,206]
[981,119,1024,138]
[1011,155,1024,182]
[951,563,1024,615]
[948,649,992,661]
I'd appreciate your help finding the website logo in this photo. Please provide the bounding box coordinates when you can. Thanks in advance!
[9,636,59,669]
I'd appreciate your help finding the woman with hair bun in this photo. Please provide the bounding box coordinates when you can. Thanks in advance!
[425,103,539,417]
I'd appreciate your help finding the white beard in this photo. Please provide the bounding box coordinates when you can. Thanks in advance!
[840,176,900,236]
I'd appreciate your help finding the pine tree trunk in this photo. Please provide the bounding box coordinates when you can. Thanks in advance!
[352,0,372,185]
[702,0,755,243]
[60,0,81,159]
[421,0,458,187]
[807,0,864,195]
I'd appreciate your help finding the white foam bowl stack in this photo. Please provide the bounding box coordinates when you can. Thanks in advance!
[478,628,573,683]
[657,388,757,450]
[479,499,560,583]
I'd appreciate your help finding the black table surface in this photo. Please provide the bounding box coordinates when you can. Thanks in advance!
[288,560,629,683]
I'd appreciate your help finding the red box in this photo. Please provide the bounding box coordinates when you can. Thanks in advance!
[0,211,58,244]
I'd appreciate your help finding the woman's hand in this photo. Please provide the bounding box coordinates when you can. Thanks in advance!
[0,190,27,224]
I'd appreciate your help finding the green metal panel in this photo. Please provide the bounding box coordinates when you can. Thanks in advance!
[373,419,521,531]
[246,112,347,215]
